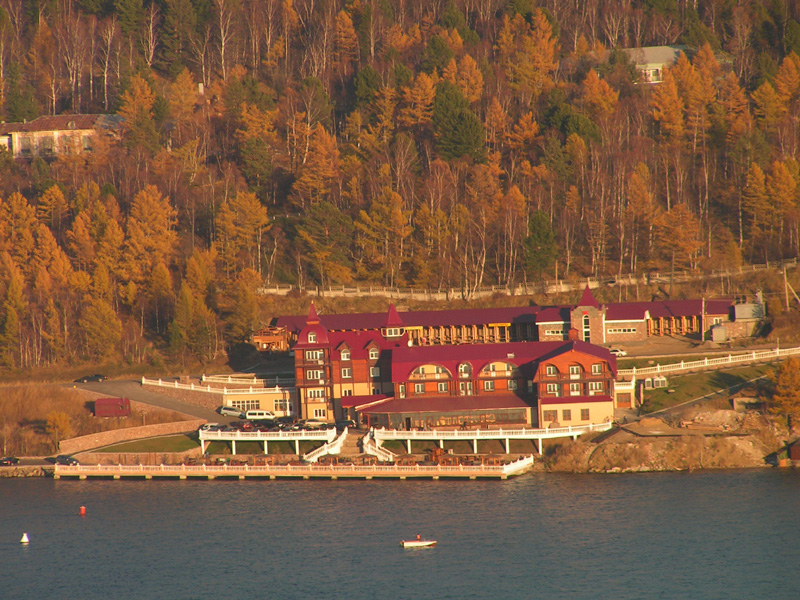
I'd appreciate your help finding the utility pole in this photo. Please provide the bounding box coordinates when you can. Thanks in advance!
[784,267,791,312]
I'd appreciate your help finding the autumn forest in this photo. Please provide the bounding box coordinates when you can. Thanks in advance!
[0,0,799,371]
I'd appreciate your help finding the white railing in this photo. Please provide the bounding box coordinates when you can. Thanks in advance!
[617,346,800,377]
[199,429,336,442]
[201,374,295,386]
[141,377,294,396]
[362,433,397,462]
[54,454,534,477]
[372,422,612,443]
[303,428,348,463]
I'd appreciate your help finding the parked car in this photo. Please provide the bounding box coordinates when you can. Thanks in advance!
[218,406,245,418]
[609,348,628,357]
[245,410,277,421]
[55,455,79,466]
[303,420,329,430]
[74,374,106,383]
[199,423,220,431]
[0,456,19,466]
[277,416,297,426]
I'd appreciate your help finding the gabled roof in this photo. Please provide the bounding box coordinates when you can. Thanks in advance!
[327,330,400,359]
[391,340,615,381]
[621,46,682,67]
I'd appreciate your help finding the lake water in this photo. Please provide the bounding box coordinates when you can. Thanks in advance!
[1,469,799,599]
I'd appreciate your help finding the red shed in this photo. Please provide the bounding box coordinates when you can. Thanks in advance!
[94,397,131,417]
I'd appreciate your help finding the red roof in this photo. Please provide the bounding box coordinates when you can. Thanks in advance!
[358,393,533,414]
[385,304,404,327]
[577,286,600,308]
[539,394,613,405]
[330,330,400,359]
[0,114,119,134]
[391,340,615,381]
[294,304,330,347]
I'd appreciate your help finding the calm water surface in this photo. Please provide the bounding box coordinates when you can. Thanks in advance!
[1,469,799,599]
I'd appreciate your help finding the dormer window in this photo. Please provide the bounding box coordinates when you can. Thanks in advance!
[545,365,557,376]
[308,332,317,343]
[369,348,380,360]
[383,327,403,338]
[340,349,351,361]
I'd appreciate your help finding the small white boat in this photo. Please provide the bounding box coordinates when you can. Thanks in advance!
[400,538,436,548]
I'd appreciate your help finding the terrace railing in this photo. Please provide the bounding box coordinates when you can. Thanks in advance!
[616,345,800,378]
[141,377,294,396]
[372,422,612,443]
[303,428,349,463]
[199,428,336,443]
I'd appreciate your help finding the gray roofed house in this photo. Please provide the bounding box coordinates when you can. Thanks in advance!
[622,46,683,84]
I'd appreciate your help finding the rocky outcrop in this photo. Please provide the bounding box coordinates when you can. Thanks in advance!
[0,466,52,478]
[546,410,785,473]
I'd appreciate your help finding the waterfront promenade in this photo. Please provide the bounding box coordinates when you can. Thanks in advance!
[53,455,534,480]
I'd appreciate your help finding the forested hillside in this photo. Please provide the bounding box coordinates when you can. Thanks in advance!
[0,0,799,369]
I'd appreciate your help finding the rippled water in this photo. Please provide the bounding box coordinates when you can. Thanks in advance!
[2,470,799,599]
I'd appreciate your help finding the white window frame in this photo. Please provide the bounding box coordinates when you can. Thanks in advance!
[369,348,380,360]
[437,382,447,393]
[545,365,557,376]
[341,367,352,379]
[508,380,518,391]
[484,380,495,391]
[414,383,425,393]
[308,332,317,343]
[370,366,380,377]
[340,349,351,361]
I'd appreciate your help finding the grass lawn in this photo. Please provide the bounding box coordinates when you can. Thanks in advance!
[98,434,200,453]
[640,363,774,413]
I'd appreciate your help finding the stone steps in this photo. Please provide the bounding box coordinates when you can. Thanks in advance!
[338,431,365,456]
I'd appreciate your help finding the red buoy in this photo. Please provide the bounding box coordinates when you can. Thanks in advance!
[79,506,86,516]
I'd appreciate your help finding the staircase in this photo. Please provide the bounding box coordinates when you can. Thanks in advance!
[338,430,365,457]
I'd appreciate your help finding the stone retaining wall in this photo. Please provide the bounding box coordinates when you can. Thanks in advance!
[59,419,205,454]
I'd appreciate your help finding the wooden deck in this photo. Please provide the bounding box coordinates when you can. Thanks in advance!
[53,455,534,481]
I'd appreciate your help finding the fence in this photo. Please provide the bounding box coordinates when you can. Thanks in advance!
[257,258,797,300]
[617,346,800,378]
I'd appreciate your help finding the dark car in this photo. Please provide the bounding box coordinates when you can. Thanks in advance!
[74,374,106,383]
[335,419,356,432]
[0,456,19,466]
[55,455,79,466]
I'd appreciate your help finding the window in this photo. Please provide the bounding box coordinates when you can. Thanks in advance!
[418,366,426,375]
[581,408,590,421]
[569,365,581,377]
[543,410,557,422]
[306,369,323,380]
[458,363,471,376]
[414,383,425,393]
[342,389,352,397]
[384,327,401,337]
[313,408,326,418]
[398,384,405,397]
[583,314,591,341]
[341,368,352,379]
[308,389,325,398]
[562,409,572,421]
[437,382,447,393]
[370,366,380,377]
[569,383,581,395]
[545,365,557,376]
[308,332,317,343]
[231,399,261,411]
[484,380,495,391]
[546,383,559,394]
[369,348,380,360]
[508,380,518,391]
[589,381,603,392]
[305,350,323,361]
[607,327,637,334]
[591,363,602,375]
[340,349,351,361]
[488,363,496,372]
[372,387,380,395]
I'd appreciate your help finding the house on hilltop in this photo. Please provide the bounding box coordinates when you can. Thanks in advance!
[0,114,122,159]
[621,46,683,83]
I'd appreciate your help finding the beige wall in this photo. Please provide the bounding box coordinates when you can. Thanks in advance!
[539,400,614,428]
[59,419,205,454]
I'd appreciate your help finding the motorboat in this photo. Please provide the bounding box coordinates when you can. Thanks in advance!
[400,537,436,548]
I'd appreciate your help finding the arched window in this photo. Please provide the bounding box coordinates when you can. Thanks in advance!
[340,349,351,361]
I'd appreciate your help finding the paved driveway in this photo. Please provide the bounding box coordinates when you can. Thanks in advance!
[68,380,222,421]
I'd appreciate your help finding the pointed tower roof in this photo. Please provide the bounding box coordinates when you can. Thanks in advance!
[384,304,404,328]
[295,303,329,347]
[307,303,321,325]
[577,285,600,309]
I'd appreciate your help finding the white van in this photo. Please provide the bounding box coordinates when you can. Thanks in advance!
[245,410,277,421]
